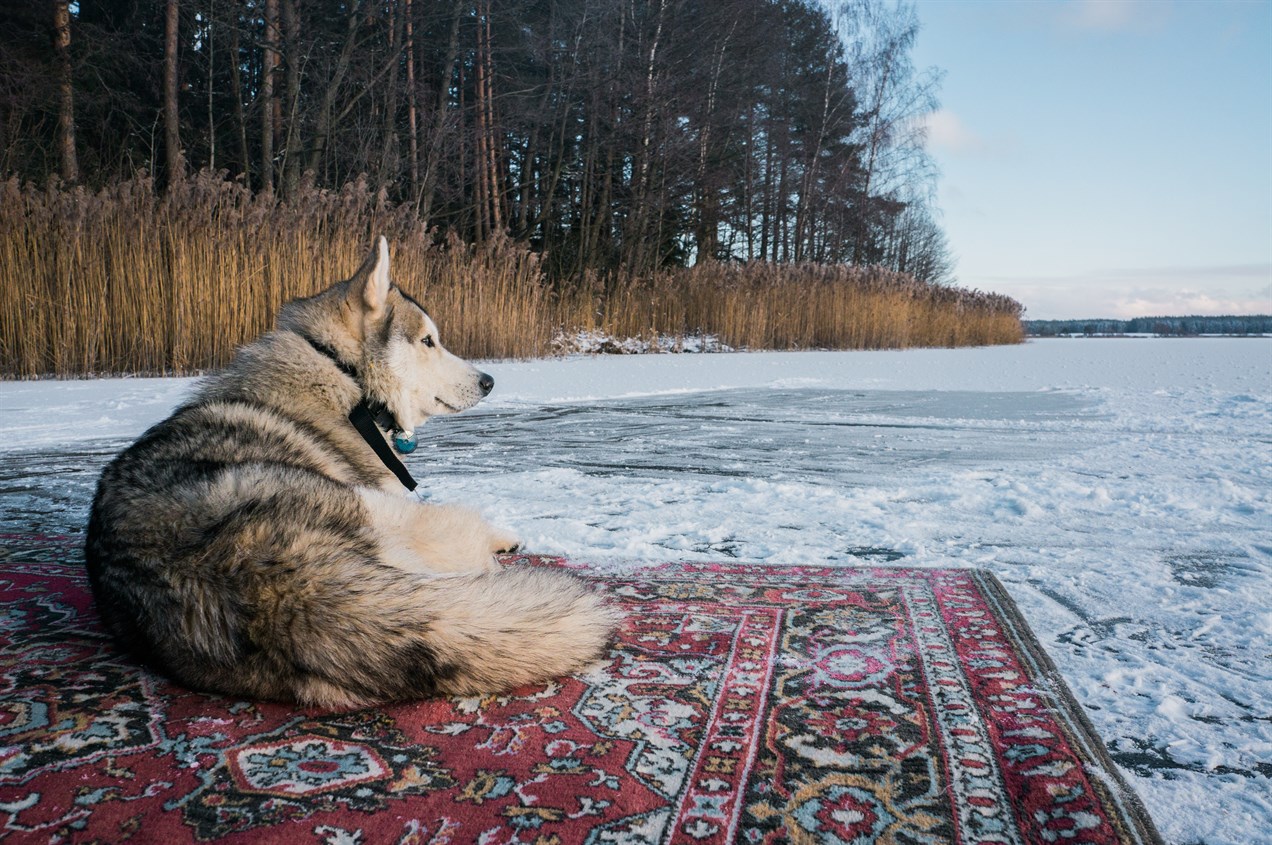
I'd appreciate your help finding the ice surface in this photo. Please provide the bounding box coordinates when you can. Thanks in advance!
[2,337,1269,844]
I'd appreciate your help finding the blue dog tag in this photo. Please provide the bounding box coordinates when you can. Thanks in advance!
[393,430,418,454]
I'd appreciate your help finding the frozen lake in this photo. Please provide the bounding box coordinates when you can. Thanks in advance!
[2,338,1269,844]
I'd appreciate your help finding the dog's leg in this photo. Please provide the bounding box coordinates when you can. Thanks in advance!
[359,489,521,575]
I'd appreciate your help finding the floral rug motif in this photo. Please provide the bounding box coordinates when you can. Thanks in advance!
[0,534,1161,844]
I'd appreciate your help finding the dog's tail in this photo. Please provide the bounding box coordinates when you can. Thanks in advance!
[258,563,621,708]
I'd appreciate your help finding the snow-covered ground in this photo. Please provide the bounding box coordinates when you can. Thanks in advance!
[2,337,1269,844]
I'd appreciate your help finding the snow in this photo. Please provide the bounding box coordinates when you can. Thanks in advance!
[2,337,1269,844]
[552,329,734,355]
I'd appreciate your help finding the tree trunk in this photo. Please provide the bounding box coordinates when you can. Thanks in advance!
[693,21,734,263]
[457,59,468,234]
[760,128,773,261]
[163,0,183,186]
[473,14,489,243]
[206,0,214,170]
[307,3,364,179]
[379,0,403,191]
[482,3,501,234]
[405,0,418,198]
[260,0,279,194]
[575,103,597,275]
[229,14,250,180]
[419,0,465,224]
[743,106,754,261]
[773,152,783,262]
[630,0,667,272]
[281,0,302,195]
[515,133,534,236]
[52,0,78,184]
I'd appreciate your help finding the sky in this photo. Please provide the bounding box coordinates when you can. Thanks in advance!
[910,0,1272,320]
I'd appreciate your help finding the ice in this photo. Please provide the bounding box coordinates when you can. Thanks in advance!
[1,337,1270,844]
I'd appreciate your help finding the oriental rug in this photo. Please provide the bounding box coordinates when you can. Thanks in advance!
[0,533,1161,845]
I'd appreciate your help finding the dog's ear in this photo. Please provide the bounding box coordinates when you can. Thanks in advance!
[349,236,391,315]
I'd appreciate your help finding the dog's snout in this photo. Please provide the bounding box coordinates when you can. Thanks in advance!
[478,372,494,396]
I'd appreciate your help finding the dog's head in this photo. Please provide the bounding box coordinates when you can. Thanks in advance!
[284,237,493,432]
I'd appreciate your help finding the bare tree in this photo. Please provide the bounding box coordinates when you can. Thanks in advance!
[222,13,249,180]
[418,0,465,222]
[280,0,303,195]
[163,0,183,186]
[7,0,953,284]
[52,0,78,184]
[378,0,404,191]
[833,0,940,265]
[260,0,280,193]
[405,0,419,196]
[306,2,365,179]
[205,0,215,170]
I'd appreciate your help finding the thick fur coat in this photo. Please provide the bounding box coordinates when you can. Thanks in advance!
[85,238,618,708]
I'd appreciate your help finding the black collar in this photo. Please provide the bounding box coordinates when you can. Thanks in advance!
[299,334,418,492]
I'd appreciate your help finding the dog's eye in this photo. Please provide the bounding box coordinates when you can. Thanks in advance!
[421,335,435,348]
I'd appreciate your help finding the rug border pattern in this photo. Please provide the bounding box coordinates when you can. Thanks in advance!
[969,569,1163,845]
[553,559,1165,845]
[0,538,1165,845]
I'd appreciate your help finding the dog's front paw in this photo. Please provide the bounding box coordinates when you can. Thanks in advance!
[490,527,523,555]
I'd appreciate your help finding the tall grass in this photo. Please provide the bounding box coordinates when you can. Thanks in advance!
[580,261,1024,351]
[0,173,1022,378]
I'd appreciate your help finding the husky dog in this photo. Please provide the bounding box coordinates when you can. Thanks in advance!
[85,238,618,708]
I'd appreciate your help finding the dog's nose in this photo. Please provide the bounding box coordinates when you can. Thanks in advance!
[478,372,494,396]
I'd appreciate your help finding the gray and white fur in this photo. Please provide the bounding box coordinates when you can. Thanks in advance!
[85,238,618,708]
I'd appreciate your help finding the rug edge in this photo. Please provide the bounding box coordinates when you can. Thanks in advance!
[970,569,1166,845]
[3,543,1169,844]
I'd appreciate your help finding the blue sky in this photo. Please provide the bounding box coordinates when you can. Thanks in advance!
[910,0,1271,319]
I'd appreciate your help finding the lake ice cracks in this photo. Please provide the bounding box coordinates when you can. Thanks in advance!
[1,337,1268,844]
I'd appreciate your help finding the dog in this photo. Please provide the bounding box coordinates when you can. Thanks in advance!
[85,237,618,708]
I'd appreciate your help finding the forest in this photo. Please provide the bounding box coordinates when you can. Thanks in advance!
[0,0,1026,377]
[1026,316,1272,337]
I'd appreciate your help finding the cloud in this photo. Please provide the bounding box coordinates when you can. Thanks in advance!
[1060,0,1172,34]
[1109,285,1272,319]
[1106,263,1272,281]
[922,109,989,155]
[973,264,1272,319]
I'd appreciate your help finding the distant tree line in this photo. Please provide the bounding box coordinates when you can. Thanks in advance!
[1026,316,1272,337]
[1,0,952,283]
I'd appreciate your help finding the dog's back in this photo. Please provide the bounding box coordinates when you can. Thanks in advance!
[85,240,617,707]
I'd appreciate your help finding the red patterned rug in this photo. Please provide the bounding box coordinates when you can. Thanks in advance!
[1,533,1161,845]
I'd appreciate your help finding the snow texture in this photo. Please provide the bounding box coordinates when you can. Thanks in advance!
[2,337,1269,844]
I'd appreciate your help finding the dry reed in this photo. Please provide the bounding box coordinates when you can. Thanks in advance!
[0,173,1022,378]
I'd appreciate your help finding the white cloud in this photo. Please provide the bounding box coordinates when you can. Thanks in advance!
[972,264,1272,319]
[1061,0,1171,34]
[1110,285,1272,319]
[923,109,989,155]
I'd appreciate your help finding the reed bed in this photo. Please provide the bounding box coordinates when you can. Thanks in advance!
[0,173,1022,378]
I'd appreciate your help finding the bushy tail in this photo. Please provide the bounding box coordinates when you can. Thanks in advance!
[275,564,621,708]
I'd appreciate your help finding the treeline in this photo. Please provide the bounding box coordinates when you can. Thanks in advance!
[0,174,1023,378]
[1026,317,1272,337]
[2,0,950,282]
